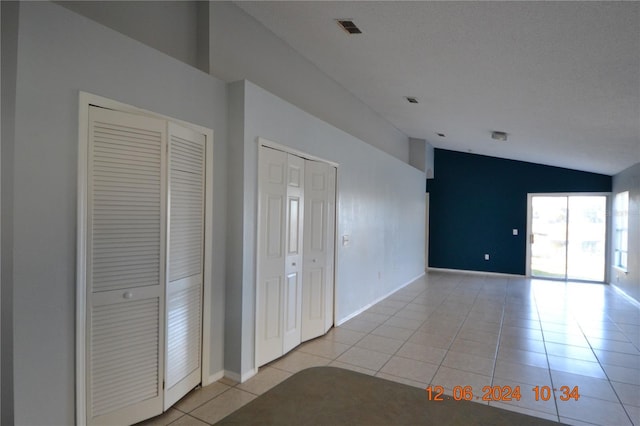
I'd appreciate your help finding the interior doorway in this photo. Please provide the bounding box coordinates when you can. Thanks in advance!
[255,141,337,368]
[76,93,214,425]
[425,193,429,270]
[527,194,608,282]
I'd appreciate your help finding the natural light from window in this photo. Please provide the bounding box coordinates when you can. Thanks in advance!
[614,191,629,271]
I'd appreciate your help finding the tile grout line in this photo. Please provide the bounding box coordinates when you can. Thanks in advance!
[531,281,564,423]
[373,286,439,381]
[191,272,638,426]
[423,275,487,393]
[572,302,637,425]
[345,275,457,383]
[181,386,236,416]
[489,275,509,391]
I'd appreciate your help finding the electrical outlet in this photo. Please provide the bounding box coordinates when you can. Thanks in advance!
[484,254,490,261]
[512,229,518,236]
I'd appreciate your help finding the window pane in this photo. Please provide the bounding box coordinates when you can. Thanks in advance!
[531,197,567,279]
[614,191,629,270]
[567,196,606,281]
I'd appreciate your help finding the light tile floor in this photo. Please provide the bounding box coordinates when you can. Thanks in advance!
[141,271,640,426]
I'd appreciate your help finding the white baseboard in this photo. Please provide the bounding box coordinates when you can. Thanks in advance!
[336,271,426,326]
[223,370,241,383]
[206,370,225,386]
[428,267,524,278]
[223,368,257,384]
[611,284,640,309]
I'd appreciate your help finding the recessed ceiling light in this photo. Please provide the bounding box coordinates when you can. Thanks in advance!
[491,131,508,141]
[337,20,362,34]
[405,96,418,104]
[436,132,446,138]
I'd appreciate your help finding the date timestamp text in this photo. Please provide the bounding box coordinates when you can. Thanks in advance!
[425,385,580,402]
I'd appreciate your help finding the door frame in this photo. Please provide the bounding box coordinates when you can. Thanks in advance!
[254,137,338,373]
[526,192,611,282]
[425,193,430,271]
[76,92,214,424]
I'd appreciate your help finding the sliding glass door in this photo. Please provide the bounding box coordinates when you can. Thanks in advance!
[528,194,607,282]
[530,196,568,279]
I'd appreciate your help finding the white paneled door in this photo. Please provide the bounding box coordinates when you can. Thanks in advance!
[283,154,305,353]
[301,159,336,340]
[256,147,288,366]
[256,145,336,367]
[85,107,206,425]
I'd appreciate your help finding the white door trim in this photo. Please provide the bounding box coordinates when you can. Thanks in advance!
[76,92,214,425]
[425,193,430,271]
[258,137,339,168]
[526,192,610,280]
[254,138,338,373]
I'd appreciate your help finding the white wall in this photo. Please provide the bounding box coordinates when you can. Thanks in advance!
[12,3,227,424]
[224,81,246,375]
[210,1,410,164]
[53,2,411,164]
[409,138,426,172]
[426,142,435,180]
[611,162,640,302]
[1,3,3,422]
[56,0,205,71]
[226,80,425,378]
[10,2,426,421]
[1,2,18,423]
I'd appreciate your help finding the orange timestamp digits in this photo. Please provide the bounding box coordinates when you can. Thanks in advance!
[426,385,523,401]
[426,385,580,402]
[533,385,580,401]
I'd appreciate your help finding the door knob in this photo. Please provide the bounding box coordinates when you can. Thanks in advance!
[292,262,296,266]
[123,291,133,299]
[312,259,317,263]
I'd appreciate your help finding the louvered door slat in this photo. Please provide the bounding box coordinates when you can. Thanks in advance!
[166,283,201,388]
[164,123,205,410]
[91,111,163,292]
[87,107,165,425]
[91,298,160,417]
[168,129,204,282]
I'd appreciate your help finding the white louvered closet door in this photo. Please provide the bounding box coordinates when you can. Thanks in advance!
[87,107,166,426]
[164,123,205,410]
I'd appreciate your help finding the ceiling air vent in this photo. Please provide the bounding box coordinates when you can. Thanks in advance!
[491,131,508,141]
[337,20,362,34]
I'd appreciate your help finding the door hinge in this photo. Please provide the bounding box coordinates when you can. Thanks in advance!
[162,380,165,390]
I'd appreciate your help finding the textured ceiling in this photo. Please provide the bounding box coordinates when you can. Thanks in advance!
[237,1,639,175]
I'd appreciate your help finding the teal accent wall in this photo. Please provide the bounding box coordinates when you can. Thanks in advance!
[428,149,612,275]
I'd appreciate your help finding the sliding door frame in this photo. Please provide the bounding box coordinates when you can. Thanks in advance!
[76,92,214,424]
[526,192,611,283]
